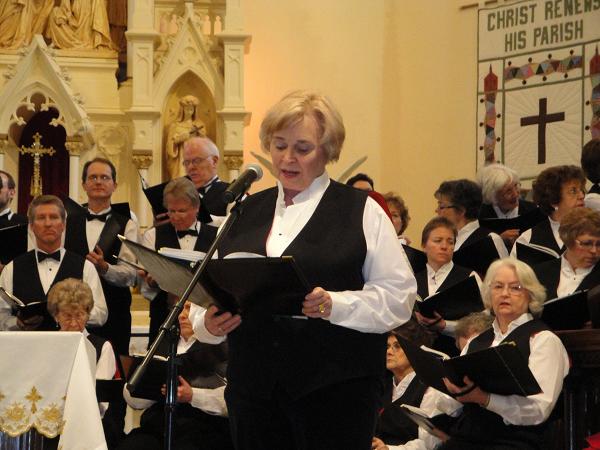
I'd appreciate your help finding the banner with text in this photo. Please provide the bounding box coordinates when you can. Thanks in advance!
[477,0,600,181]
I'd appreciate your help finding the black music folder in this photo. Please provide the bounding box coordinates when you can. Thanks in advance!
[142,178,212,222]
[515,242,560,267]
[479,208,546,235]
[124,353,227,401]
[453,235,499,276]
[0,223,28,264]
[397,336,541,397]
[120,237,311,316]
[542,290,590,331]
[0,287,47,320]
[403,245,427,274]
[416,276,483,320]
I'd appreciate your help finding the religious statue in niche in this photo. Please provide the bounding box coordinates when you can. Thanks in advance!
[165,95,207,179]
[44,0,116,50]
[0,0,54,49]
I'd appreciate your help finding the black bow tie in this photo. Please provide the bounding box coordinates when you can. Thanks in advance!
[0,213,9,223]
[176,229,198,239]
[37,250,61,263]
[86,212,110,222]
[197,179,217,196]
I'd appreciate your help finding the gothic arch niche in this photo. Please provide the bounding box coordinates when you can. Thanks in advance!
[9,92,68,213]
[162,71,216,181]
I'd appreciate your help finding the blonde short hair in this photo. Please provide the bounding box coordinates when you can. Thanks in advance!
[559,207,600,248]
[259,90,345,162]
[482,258,546,317]
[47,278,94,317]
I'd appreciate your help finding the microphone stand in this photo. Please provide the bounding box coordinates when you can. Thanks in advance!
[127,199,244,450]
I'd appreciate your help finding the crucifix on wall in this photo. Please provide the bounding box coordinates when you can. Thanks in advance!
[19,132,56,198]
[520,98,565,165]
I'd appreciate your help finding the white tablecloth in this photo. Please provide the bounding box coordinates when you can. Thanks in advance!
[0,332,107,450]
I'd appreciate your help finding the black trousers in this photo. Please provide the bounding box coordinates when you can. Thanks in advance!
[225,375,384,450]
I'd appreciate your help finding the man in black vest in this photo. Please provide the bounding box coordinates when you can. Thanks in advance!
[0,195,107,330]
[0,170,27,227]
[141,177,217,344]
[64,157,138,356]
[182,136,229,219]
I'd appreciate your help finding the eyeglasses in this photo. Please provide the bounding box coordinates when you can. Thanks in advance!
[490,282,525,296]
[86,174,112,182]
[564,187,585,196]
[436,204,457,212]
[575,239,600,250]
[57,311,88,322]
[182,156,210,167]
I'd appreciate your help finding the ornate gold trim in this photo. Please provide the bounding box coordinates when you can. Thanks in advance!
[132,154,153,169]
[0,387,65,438]
[223,155,243,171]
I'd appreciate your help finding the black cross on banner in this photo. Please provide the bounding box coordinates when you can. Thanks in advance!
[520,98,565,165]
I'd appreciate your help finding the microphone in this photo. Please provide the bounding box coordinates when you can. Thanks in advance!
[222,164,263,203]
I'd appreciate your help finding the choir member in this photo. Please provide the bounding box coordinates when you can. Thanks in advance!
[0,195,107,330]
[477,163,537,246]
[372,320,444,450]
[384,191,411,243]
[346,172,375,191]
[533,207,600,309]
[141,177,217,344]
[512,165,585,256]
[413,217,482,356]
[0,170,27,227]
[64,157,138,356]
[182,136,229,218]
[47,278,117,415]
[118,302,232,450]
[436,258,569,450]
[453,312,493,351]
[191,90,417,450]
[581,139,600,212]
[434,179,507,275]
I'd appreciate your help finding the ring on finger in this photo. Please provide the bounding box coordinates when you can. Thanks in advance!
[318,303,325,314]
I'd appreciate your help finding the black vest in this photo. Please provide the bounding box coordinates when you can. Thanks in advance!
[460,226,491,249]
[448,319,552,449]
[200,180,229,216]
[0,212,27,228]
[64,209,133,355]
[415,264,473,301]
[529,218,563,255]
[13,250,85,330]
[87,333,109,363]
[376,375,428,445]
[479,200,537,220]
[415,264,474,357]
[217,181,386,399]
[534,258,600,304]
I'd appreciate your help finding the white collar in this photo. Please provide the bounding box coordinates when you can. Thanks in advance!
[492,312,533,339]
[426,261,454,279]
[276,171,330,206]
[560,253,594,276]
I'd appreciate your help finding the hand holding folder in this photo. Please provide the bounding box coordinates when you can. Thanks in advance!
[120,236,311,316]
[397,335,541,397]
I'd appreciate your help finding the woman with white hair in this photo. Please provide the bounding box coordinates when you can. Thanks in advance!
[436,258,569,450]
[477,163,538,247]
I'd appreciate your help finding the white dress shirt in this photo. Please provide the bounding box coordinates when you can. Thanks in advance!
[385,371,442,450]
[492,204,519,219]
[436,313,569,426]
[455,220,508,258]
[511,217,562,257]
[192,172,417,343]
[0,207,15,221]
[556,255,594,298]
[0,248,108,330]
[84,206,138,287]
